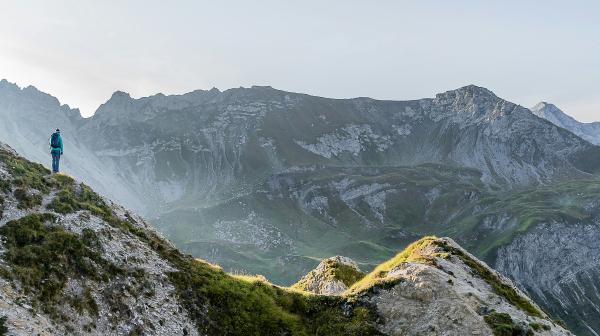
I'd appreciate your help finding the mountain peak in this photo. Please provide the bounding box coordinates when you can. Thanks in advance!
[0,78,18,90]
[531,101,574,122]
[532,101,600,145]
[110,90,132,100]
[443,84,497,98]
[433,85,499,107]
[532,101,560,114]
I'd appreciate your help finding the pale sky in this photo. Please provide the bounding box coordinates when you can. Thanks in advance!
[1,0,599,121]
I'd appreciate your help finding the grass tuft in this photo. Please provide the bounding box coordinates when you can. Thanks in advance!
[0,316,7,336]
[346,236,438,295]
[0,213,120,318]
[292,258,366,293]
[484,311,533,336]
[14,188,42,209]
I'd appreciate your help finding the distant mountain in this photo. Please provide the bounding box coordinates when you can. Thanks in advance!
[0,147,570,335]
[0,79,145,213]
[3,80,599,216]
[79,84,600,209]
[532,102,600,145]
[2,79,600,334]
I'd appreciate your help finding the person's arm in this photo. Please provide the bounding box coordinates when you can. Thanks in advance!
[59,136,64,154]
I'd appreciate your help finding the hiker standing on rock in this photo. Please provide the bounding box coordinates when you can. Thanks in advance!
[49,129,63,173]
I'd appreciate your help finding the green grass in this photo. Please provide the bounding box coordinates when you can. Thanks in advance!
[0,213,121,318]
[0,195,4,219]
[0,179,10,193]
[327,261,366,287]
[47,176,107,215]
[529,322,550,331]
[146,230,382,335]
[292,258,366,292]
[483,312,533,336]
[14,188,42,209]
[346,236,438,295]
[0,316,7,336]
[0,149,52,194]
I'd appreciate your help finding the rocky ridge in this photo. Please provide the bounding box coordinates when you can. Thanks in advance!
[297,237,571,335]
[0,144,571,335]
[291,256,365,295]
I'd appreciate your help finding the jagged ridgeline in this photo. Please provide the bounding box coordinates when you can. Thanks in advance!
[0,145,571,335]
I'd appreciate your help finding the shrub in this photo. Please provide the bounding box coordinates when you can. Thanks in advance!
[14,188,42,209]
[0,316,7,336]
[529,322,550,331]
[0,150,51,194]
[0,214,119,317]
[484,312,531,336]
[0,179,10,193]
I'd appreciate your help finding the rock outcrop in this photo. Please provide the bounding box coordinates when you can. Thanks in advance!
[294,237,572,335]
[292,256,365,295]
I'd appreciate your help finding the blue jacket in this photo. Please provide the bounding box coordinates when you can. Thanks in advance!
[50,132,63,155]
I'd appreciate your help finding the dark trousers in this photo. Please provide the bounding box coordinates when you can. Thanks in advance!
[52,152,61,173]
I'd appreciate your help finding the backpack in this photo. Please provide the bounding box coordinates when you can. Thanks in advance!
[50,133,60,148]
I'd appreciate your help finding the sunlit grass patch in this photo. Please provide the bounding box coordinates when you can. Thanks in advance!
[346,236,438,295]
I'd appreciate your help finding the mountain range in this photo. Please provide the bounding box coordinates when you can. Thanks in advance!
[1,79,600,335]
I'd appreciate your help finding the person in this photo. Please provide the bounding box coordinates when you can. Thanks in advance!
[49,129,63,173]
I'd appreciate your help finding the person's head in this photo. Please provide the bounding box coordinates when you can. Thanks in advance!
[55,129,60,133]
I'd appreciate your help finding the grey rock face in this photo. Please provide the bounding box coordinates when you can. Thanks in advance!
[495,221,600,336]
[77,85,599,213]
